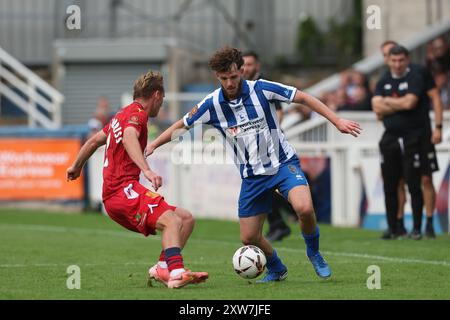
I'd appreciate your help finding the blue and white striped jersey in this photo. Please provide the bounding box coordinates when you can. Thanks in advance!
[182,79,298,178]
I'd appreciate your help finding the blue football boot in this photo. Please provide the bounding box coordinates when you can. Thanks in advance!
[308,252,331,279]
[256,267,288,283]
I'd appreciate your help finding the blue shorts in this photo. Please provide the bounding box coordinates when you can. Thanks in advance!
[238,156,308,218]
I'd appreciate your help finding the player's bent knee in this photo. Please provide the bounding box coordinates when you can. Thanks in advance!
[292,203,314,217]
[183,211,195,228]
[175,208,195,223]
[169,214,183,230]
[240,234,261,246]
[157,210,183,231]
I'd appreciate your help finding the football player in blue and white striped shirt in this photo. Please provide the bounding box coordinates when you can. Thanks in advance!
[147,47,361,282]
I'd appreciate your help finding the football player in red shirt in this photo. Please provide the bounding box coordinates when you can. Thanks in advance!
[67,71,208,289]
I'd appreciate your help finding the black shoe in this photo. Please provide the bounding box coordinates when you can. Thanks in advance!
[380,229,394,240]
[425,224,436,239]
[409,229,422,240]
[394,225,408,239]
[266,227,291,242]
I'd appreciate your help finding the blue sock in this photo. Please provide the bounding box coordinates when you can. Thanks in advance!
[302,226,320,258]
[266,249,286,273]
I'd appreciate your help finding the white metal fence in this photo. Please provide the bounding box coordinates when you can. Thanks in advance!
[0,46,63,128]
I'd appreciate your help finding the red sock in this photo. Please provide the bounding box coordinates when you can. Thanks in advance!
[164,247,185,272]
[159,250,165,262]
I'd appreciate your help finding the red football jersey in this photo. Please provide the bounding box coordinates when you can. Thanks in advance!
[101,102,148,200]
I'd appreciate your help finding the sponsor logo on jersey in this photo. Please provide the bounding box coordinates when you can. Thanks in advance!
[146,190,160,198]
[227,117,265,137]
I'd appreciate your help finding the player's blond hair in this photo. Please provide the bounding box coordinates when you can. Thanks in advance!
[133,70,164,100]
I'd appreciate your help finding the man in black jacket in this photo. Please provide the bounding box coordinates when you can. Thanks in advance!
[372,45,437,240]
[378,41,442,239]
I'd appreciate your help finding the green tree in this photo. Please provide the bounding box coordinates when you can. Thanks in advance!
[296,16,324,67]
[326,0,363,67]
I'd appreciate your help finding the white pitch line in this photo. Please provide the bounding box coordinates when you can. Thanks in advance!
[0,223,142,239]
[320,251,450,267]
[1,223,449,268]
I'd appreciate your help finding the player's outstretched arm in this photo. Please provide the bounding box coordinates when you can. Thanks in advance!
[145,119,185,157]
[292,90,362,137]
[123,127,162,191]
[67,130,107,181]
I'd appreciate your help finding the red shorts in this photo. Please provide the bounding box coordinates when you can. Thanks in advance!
[103,181,177,236]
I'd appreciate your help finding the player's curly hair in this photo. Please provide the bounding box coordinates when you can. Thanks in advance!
[208,46,244,73]
[133,70,164,100]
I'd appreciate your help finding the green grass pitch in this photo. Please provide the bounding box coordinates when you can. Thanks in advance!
[1,208,449,300]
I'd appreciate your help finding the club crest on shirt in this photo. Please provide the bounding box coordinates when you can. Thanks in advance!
[188,105,199,119]
[128,115,139,125]
[288,164,297,174]
[238,112,246,123]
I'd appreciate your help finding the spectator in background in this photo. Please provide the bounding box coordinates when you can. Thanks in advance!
[426,37,450,75]
[435,70,450,110]
[88,96,112,138]
[372,45,438,240]
[337,70,372,111]
[426,37,450,111]
[242,51,261,81]
[334,88,350,111]
[318,69,372,113]
[242,50,296,243]
[379,40,443,239]
[242,51,284,123]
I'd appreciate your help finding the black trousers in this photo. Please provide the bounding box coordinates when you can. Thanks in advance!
[379,132,424,232]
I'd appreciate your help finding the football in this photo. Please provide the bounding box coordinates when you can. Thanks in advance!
[232,245,267,279]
